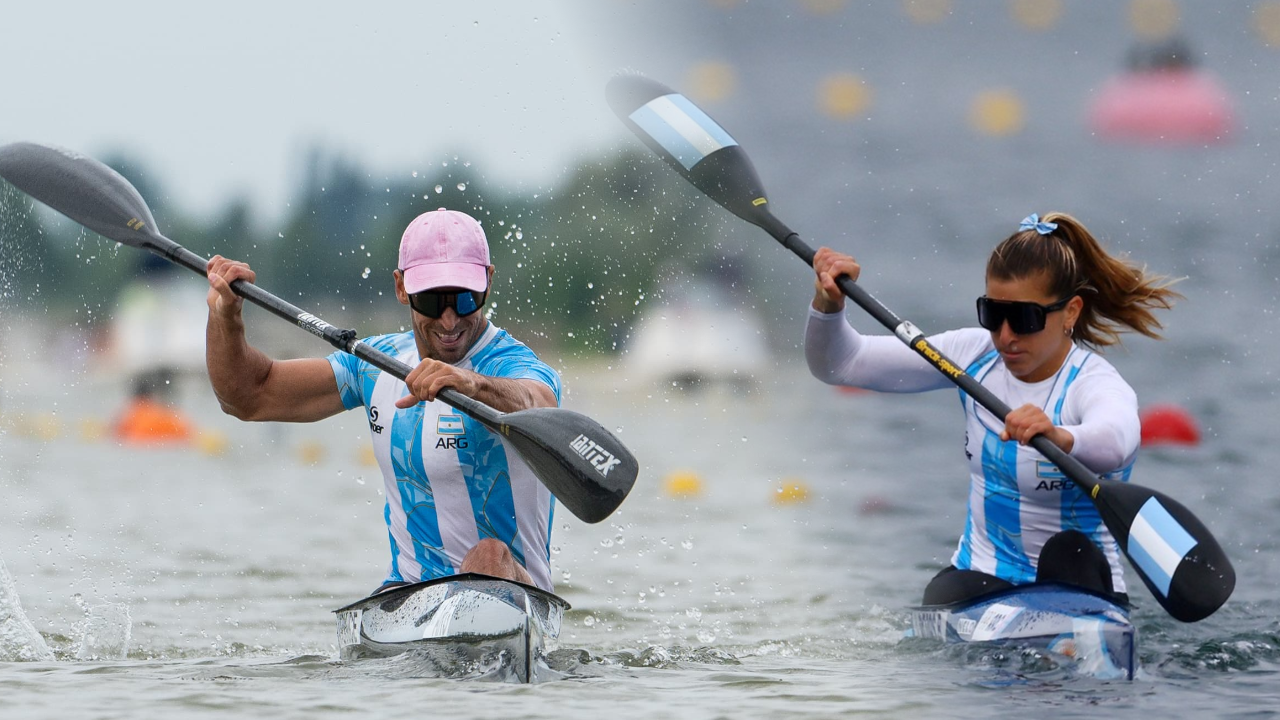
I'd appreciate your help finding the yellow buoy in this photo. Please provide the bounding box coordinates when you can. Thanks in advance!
[79,417,109,442]
[663,470,704,498]
[1010,0,1062,31]
[1130,0,1179,40]
[902,0,951,25]
[297,440,326,466]
[34,412,61,441]
[773,479,811,505]
[818,73,873,121]
[196,430,229,457]
[800,0,846,15]
[1255,1,1280,48]
[970,89,1025,137]
[687,61,736,104]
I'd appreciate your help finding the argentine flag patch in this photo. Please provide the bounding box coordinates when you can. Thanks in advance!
[436,414,465,435]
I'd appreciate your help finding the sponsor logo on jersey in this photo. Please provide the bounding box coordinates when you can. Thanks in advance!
[570,434,622,477]
[368,406,384,435]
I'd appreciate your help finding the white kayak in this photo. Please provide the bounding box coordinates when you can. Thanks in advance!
[906,582,1137,679]
[334,573,570,683]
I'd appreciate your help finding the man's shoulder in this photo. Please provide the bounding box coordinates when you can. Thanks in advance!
[469,325,559,388]
[472,325,542,362]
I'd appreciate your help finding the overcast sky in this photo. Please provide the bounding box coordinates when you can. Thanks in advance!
[2,1,658,223]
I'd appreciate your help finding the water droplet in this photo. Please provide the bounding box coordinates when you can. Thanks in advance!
[583,615,596,627]
[434,184,443,194]
[456,182,467,191]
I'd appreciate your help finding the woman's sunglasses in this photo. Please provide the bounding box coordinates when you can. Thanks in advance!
[976,295,1071,335]
[408,289,488,319]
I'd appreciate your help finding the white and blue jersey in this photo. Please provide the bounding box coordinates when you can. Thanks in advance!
[953,341,1134,591]
[805,310,1140,592]
[328,323,562,591]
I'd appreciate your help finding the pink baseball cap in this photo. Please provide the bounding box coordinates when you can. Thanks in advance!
[398,209,491,293]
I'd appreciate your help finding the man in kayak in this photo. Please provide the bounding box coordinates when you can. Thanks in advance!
[205,209,560,592]
[805,213,1179,605]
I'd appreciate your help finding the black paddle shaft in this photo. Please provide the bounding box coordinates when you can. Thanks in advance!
[765,216,1232,622]
[156,239,499,424]
[770,221,1096,489]
[606,74,1233,619]
[0,140,636,523]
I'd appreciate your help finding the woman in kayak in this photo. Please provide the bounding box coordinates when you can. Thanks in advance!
[805,213,1179,605]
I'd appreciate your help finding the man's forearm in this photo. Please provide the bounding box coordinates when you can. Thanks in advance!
[205,311,274,419]
[467,376,556,414]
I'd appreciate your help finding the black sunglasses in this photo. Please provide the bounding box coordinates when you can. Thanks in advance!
[408,288,488,319]
[976,295,1072,335]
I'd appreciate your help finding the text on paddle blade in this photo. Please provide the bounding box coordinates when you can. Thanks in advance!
[570,434,622,477]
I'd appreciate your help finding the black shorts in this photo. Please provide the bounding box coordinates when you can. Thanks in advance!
[922,530,1130,606]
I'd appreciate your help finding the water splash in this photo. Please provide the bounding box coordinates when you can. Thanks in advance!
[0,557,54,661]
[75,602,132,660]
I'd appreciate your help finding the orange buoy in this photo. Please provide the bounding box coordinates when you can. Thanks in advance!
[1139,404,1201,447]
[113,398,193,445]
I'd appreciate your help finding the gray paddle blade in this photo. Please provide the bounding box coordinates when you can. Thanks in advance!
[500,407,638,524]
[0,141,161,248]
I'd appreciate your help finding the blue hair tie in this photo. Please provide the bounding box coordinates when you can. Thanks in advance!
[1020,213,1058,235]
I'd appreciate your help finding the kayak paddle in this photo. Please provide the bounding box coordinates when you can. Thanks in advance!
[0,141,637,524]
[606,74,1234,622]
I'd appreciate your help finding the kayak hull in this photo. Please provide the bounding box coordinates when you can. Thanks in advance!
[906,583,1136,679]
[334,573,570,683]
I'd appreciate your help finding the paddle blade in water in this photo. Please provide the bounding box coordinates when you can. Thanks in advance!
[1092,479,1235,622]
[499,408,638,524]
[0,141,162,249]
[606,75,772,228]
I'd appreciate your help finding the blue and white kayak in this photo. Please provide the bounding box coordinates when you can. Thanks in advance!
[906,582,1136,679]
[334,573,570,683]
